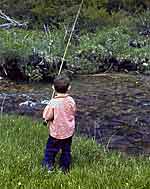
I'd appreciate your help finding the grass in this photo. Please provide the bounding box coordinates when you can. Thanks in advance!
[0,115,150,189]
[0,29,65,58]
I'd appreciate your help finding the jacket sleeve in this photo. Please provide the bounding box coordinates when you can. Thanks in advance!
[71,98,76,114]
[43,104,54,121]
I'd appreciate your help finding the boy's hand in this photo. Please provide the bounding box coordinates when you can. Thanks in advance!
[43,119,49,126]
[43,118,53,126]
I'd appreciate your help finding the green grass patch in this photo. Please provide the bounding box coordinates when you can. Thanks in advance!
[0,24,150,80]
[0,29,65,58]
[1,115,150,188]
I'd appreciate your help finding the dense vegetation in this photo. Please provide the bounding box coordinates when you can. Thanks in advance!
[1,115,150,188]
[0,0,150,26]
[0,0,149,81]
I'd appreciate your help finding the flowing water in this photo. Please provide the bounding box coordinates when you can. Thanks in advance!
[1,73,150,155]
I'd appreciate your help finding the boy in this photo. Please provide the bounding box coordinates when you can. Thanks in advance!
[42,75,76,173]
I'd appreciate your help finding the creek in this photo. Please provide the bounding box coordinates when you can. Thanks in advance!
[1,73,150,155]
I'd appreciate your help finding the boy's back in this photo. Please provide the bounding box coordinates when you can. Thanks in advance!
[43,94,76,139]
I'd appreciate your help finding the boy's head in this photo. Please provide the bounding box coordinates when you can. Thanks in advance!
[53,75,70,93]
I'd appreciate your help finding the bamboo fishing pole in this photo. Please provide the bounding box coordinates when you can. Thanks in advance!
[51,0,84,99]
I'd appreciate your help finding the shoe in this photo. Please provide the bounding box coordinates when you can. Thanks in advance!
[60,167,70,174]
[42,162,54,172]
[48,165,54,172]
[48,169,53,174]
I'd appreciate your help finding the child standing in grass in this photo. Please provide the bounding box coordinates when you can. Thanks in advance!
[42,75,76,173]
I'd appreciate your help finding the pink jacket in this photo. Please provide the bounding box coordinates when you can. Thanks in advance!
[43,94,76,139]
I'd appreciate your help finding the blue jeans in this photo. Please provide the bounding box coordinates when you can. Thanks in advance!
[42,135,72,172]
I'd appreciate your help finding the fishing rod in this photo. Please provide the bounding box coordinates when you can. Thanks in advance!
[51,0,84,99]
[43,0,84,126]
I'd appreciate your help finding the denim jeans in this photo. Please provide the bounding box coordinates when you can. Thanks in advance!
[42,135,72,172]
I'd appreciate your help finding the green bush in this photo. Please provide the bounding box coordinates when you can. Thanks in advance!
[0,28,67,80]
[71,26,150,73]
[0,0,149,27]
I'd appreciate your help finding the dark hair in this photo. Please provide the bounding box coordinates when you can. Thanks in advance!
[53,75,70,93]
